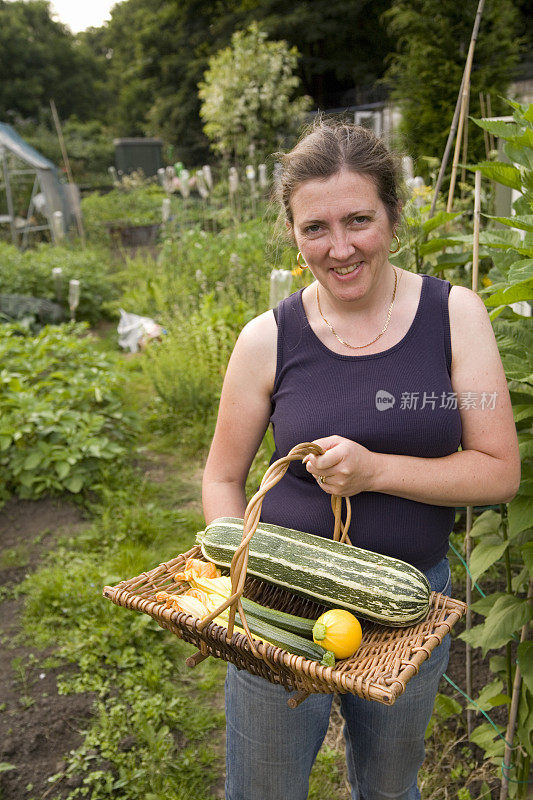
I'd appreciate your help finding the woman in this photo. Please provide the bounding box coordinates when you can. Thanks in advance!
[202,122,520,800]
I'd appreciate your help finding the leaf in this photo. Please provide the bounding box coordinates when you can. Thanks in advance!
[508,259,533,283]
[64,475,84,493]
[484,279,533,307]
[469,721,505,758]
[0,434,12,451]
[504,142,533,170]
[421,210,462,235]
[521,542,533,576]
[518,641,533,696]
[468,537,508,584]
[470,592,508,617]
[418,236,464,255]
[471,119,522,139]
[469,510,500,538]
[508,494,533,539]
[23,451,43,470]
[483,216,533,234]
[465,679,508,712]
[470,161,522,191]
[461,596,533,654]
[516,685,533,758]
[55,461,70,480]
[512,404,533,423]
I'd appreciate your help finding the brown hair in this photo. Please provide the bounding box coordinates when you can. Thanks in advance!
[276,120,403,230]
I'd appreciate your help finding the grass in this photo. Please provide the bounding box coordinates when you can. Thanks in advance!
[0,546,29,569]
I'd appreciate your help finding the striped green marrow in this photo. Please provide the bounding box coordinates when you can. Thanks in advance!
[197,518,431,627]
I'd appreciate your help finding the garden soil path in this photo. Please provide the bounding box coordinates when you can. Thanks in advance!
[0,486,495,800]
[0,498,94,800]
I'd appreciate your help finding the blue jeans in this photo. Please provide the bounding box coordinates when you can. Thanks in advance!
[225,558,451,800]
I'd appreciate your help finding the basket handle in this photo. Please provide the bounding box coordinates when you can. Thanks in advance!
[197,442,352,657]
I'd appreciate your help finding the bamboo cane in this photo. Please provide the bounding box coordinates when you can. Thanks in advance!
[472,170,481,292]
[486,94,496,152]
[465,504,474,737]
[49,98,86,247]
[499,580,533,800]
[465,170,482,736]
[479,92,490,158]
[447,75,471,213]
[430,0,486,217]
[460,91,470,197]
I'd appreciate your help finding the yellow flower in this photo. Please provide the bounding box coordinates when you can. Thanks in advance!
[482,276,493,287]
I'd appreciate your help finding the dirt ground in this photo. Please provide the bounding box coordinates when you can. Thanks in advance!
[0,498,95,799]
[0,495,494,800]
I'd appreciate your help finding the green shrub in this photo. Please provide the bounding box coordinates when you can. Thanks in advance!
[115,218,272,320]
[81,184,168,245]
[0,242,118,323]
[143,295,253,447]
[0,322,137,502]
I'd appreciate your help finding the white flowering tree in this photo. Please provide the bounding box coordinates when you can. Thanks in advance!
[198,22,312,163]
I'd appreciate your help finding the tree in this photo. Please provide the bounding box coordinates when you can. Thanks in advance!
[80,0,393,164]
[236,0,392,109]
[198,22,312,163]
[383,0,521,166]
[0,0,105,122]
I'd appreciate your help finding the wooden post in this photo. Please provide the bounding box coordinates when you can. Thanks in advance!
[447,0,486,211]
[465,170,482,736]
[479,93,490,158]
[499,581,532,800]
[430,0,486,217]
[486,93,496,152]
[472,170,481,292]
[460,91,470,197]
[49,99,86,247]
[1,146,17,245]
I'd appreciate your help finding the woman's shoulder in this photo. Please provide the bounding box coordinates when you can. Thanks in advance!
[240,308,277,342]
[234,309,277,366]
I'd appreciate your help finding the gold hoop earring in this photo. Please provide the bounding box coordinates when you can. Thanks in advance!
[389,234,401,254]
[296,251,309,269]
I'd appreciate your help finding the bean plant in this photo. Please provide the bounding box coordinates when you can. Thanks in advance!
[455,101,533,797]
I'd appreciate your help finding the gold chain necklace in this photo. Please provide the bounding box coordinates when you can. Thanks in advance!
[316,267,398,350]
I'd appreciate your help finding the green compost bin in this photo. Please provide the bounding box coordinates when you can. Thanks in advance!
[114,138,163,177]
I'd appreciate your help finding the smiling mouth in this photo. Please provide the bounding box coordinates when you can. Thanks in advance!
[332,262,363,276]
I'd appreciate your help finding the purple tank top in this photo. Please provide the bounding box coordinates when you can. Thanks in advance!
[260,274,462,571]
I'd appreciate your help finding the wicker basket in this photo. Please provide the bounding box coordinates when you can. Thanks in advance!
[103,442,467,707]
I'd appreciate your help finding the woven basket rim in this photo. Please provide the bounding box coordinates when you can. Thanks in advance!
[103,544,467,705]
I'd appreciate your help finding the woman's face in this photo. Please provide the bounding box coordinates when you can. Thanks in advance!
[289,169,395,306]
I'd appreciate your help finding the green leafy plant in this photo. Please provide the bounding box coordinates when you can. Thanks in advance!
[0,322,137,502]
[143,294,253,449]
[393,193,466,277]
[81,183,168,245]
[0,242,118,324]
[456,101,533,798]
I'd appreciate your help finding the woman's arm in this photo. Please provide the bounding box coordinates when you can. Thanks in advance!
[202,310,277,524]
[304,286,521,506]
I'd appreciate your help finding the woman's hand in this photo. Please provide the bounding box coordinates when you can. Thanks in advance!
[303,435,378,496]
